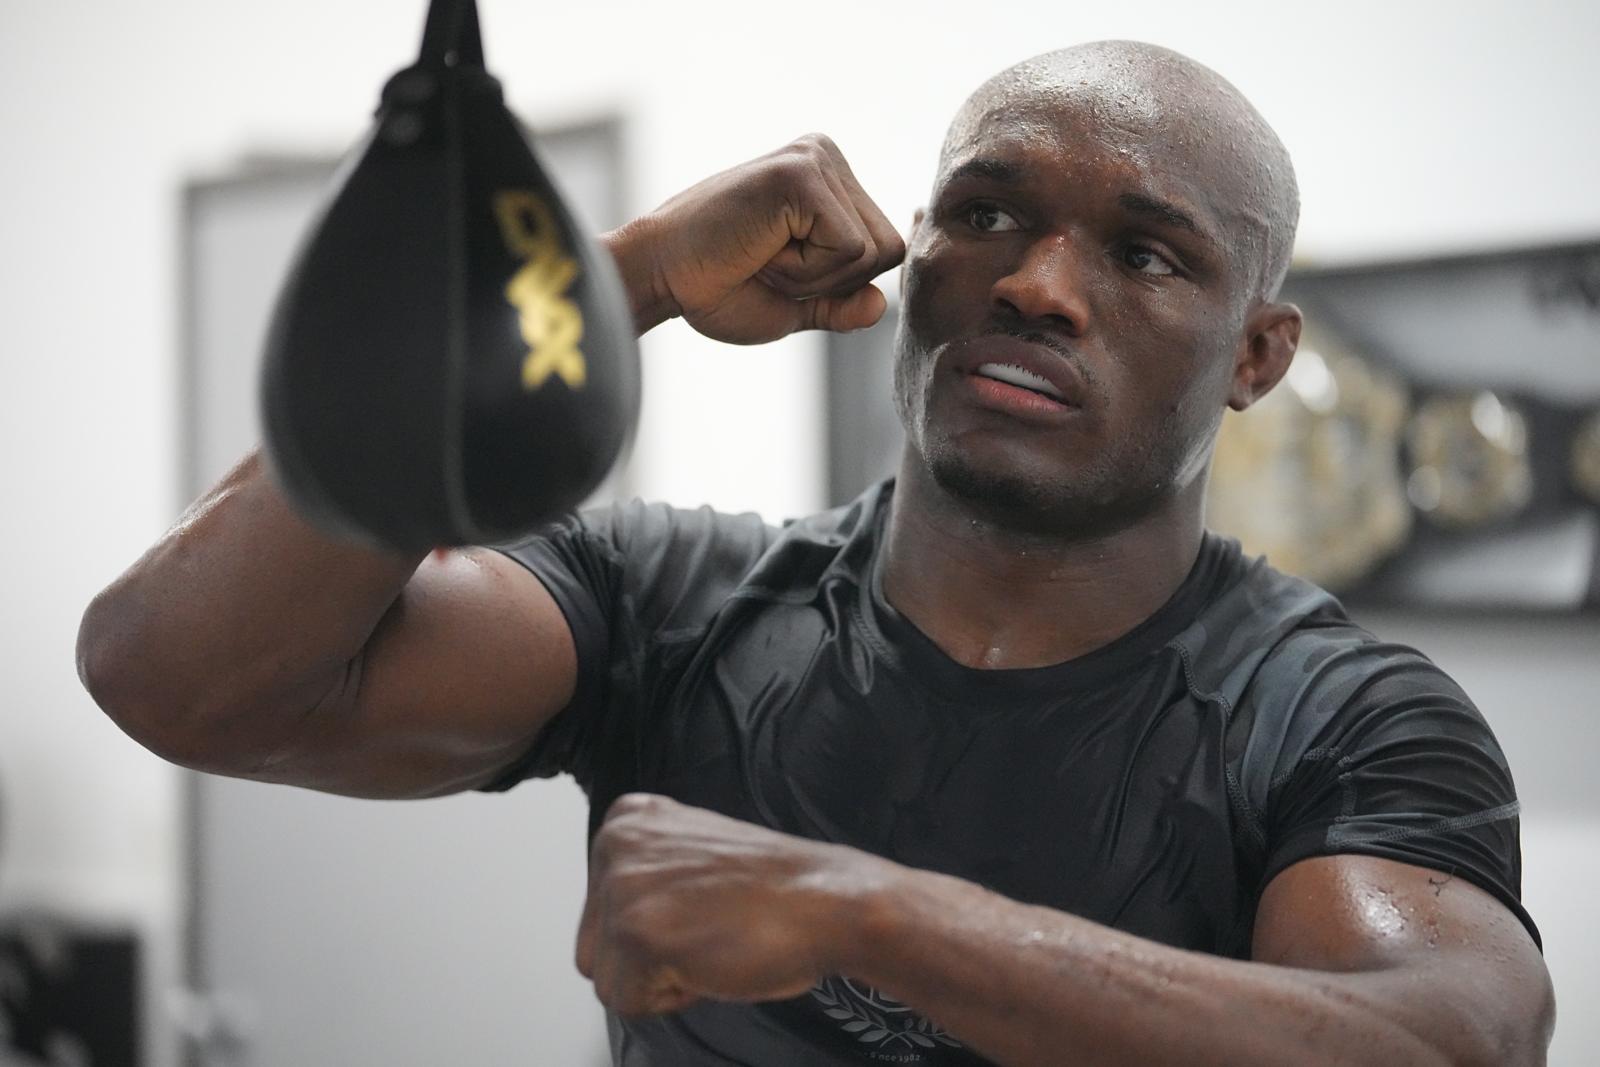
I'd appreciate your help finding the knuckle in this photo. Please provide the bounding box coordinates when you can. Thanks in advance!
[763,147,814,184]
[615,895,671,946]
[794,131,837,156]
[769,170,826,214]
[591,823,619,862]
[606,792,661,821]
[613,913,653,954]
[604,862,652,900]
[591,824,639,871]
[769,134,841,187]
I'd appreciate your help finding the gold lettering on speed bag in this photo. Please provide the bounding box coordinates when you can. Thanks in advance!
[493,190,586,391]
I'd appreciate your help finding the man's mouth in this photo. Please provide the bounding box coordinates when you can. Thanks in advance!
[971,362,1067,402]
[946,333,1086,412]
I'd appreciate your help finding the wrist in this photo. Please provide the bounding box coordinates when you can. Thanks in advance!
[807,846,911,979]
[600,214,679,335]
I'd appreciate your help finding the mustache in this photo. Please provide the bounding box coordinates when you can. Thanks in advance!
[982,322,1088,380]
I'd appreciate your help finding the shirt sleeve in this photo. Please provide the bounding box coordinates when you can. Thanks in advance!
[1256,638,1540,948]
[473,499,777,794]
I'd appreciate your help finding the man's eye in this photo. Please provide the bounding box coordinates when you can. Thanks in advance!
[966,204,1020,233]
[1122,244,1176,276]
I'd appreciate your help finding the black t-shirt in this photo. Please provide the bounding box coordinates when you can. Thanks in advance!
[483,479,1536,1067]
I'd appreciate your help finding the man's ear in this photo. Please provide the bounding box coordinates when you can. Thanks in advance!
[1229,302,1301,411]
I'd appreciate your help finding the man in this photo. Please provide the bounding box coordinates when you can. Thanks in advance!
[78,41,1553,1066]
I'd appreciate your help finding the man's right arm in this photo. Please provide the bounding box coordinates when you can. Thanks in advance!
[75,447,580,798]
[75,133,903,800]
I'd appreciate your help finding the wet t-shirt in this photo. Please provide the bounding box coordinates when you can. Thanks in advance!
[483,479,1536,1067]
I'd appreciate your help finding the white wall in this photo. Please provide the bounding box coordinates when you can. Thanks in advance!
[2,0,1597,1063]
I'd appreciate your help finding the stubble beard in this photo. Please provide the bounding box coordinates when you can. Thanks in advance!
[920,427,1171,541]
[893,341,1175,541]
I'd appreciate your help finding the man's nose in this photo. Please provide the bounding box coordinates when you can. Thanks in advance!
[989,234,1092,334]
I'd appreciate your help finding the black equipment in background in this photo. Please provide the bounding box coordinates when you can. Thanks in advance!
[0,914,140,1067]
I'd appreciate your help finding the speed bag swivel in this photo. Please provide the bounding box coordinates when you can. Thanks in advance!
[259,0,640,552]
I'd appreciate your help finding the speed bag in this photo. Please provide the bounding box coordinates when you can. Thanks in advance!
[259,0,640,551]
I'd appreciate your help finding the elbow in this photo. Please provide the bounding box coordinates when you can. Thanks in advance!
[1425,976,1556,1067]
[1417,1008,1553,1067]
[77,590,346,778]
[1466,947,1557,1067]
[1456,1029,1552,1067]
[76,591,218,770]
[76,591,147,729]
[1482,971,1557,1067]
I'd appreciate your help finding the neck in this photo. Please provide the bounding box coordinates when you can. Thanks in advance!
[881,458,1207,670]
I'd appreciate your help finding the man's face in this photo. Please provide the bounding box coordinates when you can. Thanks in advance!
[894,98,1255,536]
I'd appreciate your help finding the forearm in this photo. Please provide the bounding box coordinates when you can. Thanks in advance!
[841,866,1456,1067]
[77,449,427,756]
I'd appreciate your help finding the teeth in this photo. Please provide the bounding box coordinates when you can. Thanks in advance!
[975,362,1065,401]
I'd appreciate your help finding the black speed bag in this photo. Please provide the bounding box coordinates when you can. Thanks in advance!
[260,0,640,552]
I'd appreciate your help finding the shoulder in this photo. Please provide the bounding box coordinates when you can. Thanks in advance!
[1172,542,1493,775]
[745,481,890,597]
[1181,548,1513,824]
[1169,538,1350,711]
[491,481,891,636]
[1237,612,1491,792]
[1172,539,1464,696]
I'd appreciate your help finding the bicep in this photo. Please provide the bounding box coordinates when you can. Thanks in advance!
[250,547,579,798]
[1253,854,1554,1065]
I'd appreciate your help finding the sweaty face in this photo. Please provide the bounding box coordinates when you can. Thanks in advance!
[894,100,1253,537]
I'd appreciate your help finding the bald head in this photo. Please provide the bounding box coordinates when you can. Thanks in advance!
[938,41,1299,302]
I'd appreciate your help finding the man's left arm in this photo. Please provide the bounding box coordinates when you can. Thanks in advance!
[577,795,1554,1067]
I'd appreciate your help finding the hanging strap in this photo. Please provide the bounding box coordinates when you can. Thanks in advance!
[418,0,485,67]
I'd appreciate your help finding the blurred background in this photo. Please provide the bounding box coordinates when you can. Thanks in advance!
[2,0,1597,1064]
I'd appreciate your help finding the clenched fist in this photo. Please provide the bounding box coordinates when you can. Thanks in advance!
[575,793,896,1017]
[604,135,906,344]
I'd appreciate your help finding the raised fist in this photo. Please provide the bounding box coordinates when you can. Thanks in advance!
[610,135,906,345]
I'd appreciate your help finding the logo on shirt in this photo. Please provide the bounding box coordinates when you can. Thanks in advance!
[811,976,962,1057]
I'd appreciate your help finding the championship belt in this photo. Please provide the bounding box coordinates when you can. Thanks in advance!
[1206,321,1412,592]
[1206,240,1600,612]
